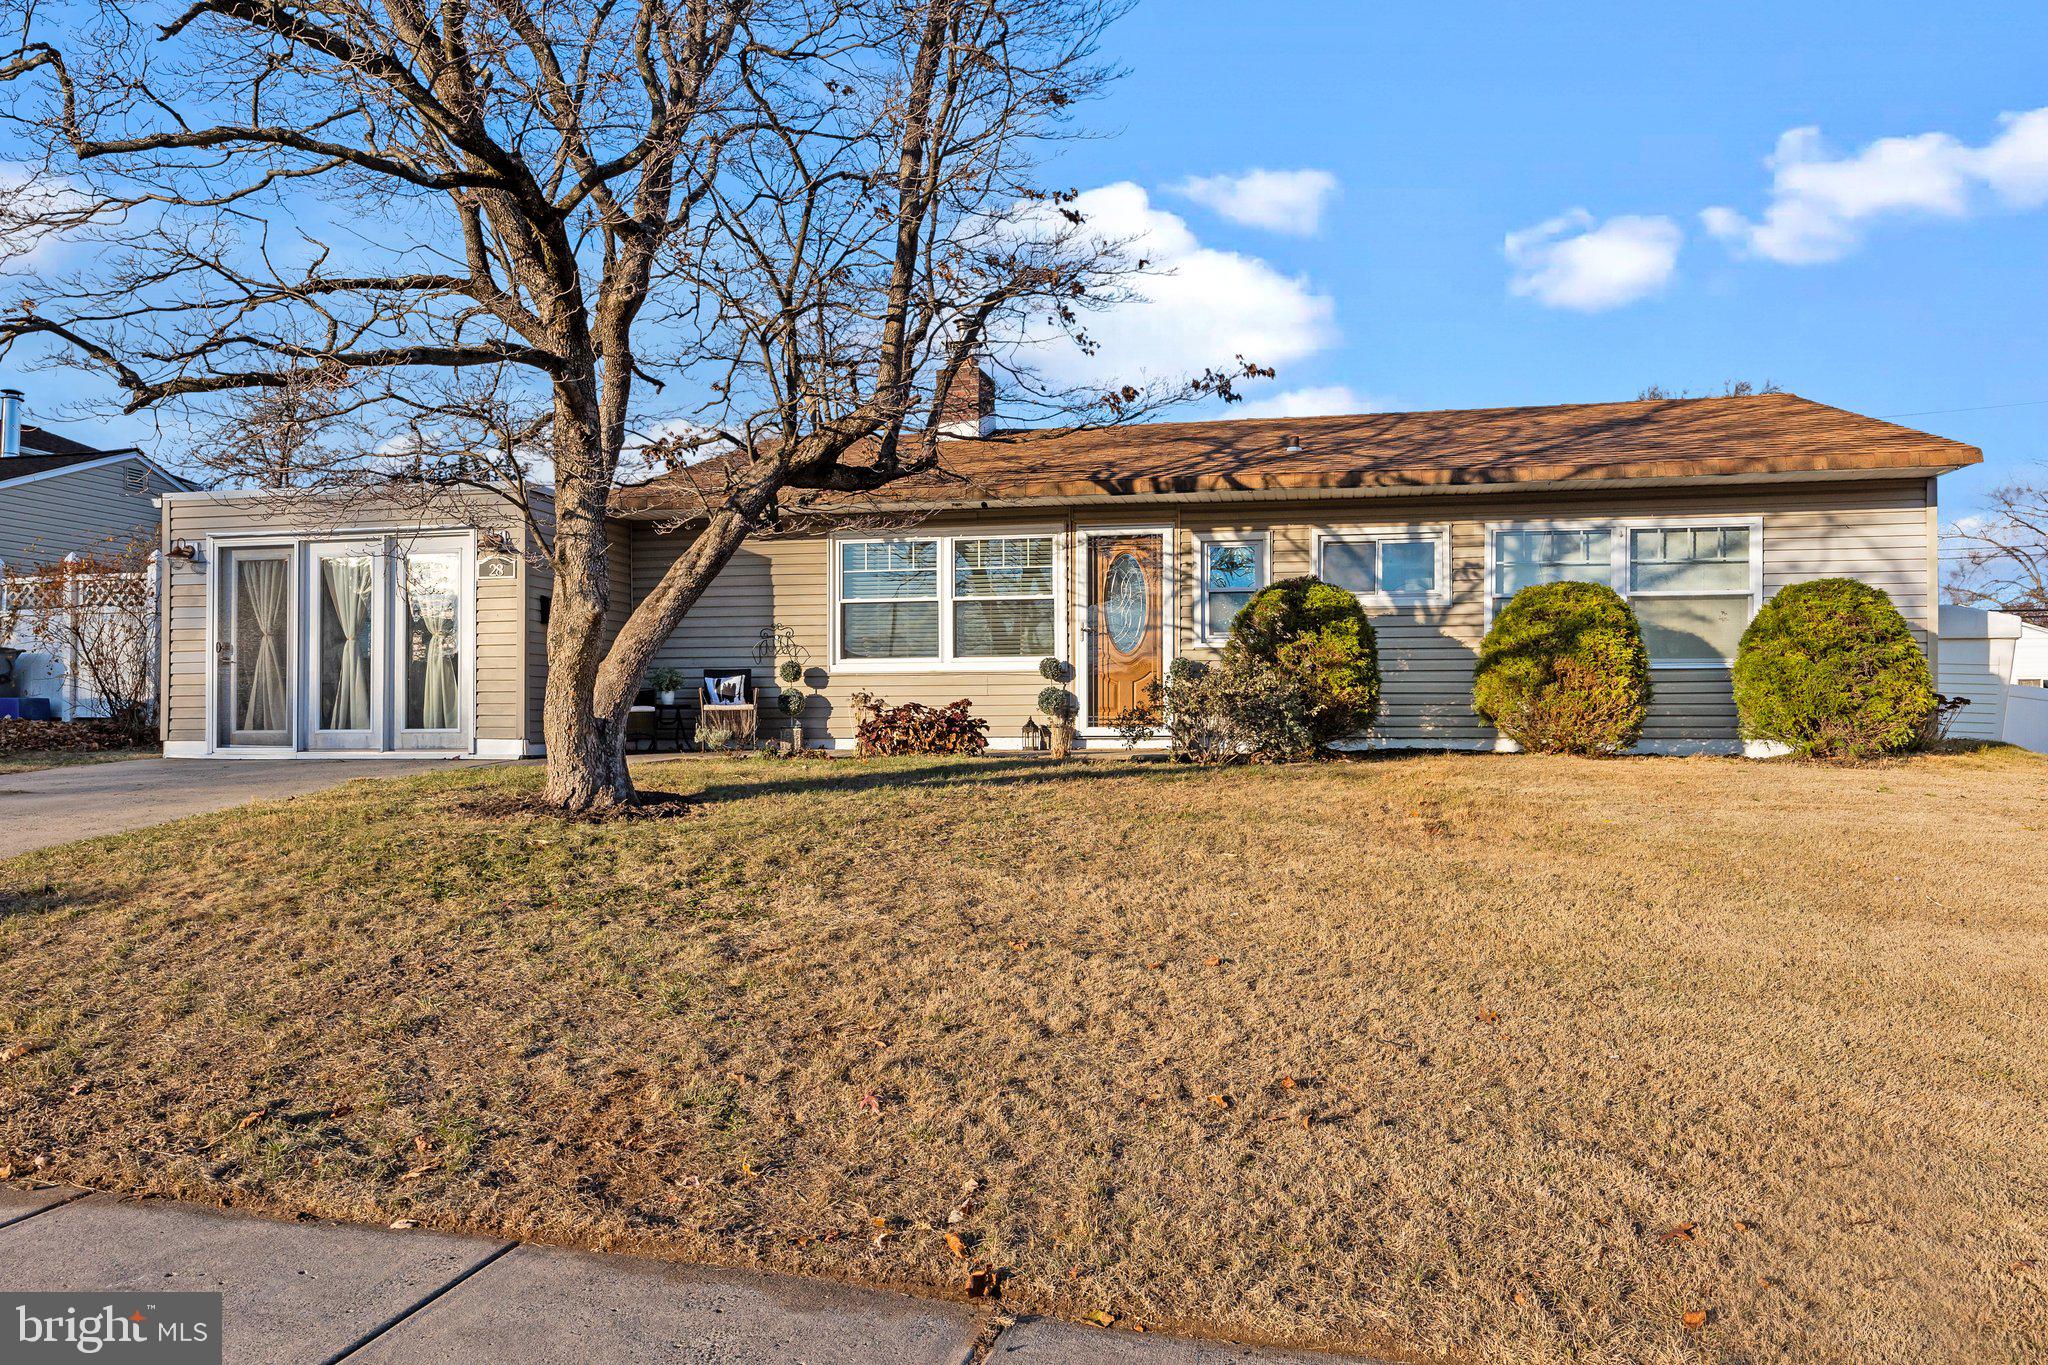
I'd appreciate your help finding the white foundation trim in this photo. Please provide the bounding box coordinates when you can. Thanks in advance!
[473,738,533,759]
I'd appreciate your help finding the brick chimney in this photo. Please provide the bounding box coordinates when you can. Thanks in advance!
[0,389,20,459]
[935,357,994,438]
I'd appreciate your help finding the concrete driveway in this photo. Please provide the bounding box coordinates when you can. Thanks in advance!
[0,757,469,859]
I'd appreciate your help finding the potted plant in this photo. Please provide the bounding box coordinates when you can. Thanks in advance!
[1037,657,1078,759]
[649,666,684,706]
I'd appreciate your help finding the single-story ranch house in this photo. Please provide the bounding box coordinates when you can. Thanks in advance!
[156,389,1979,758]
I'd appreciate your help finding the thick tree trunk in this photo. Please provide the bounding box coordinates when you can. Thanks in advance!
[541,418,634,811]
[593,508,753,719]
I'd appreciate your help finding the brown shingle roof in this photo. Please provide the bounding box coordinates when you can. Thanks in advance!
[614,393,1979,517]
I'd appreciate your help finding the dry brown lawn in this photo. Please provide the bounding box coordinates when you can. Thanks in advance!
[2,747,2045,1363]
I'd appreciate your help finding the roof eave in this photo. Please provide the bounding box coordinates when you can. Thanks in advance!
[612,461,1971,522]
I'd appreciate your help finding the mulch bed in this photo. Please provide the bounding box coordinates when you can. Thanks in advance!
[0,719,147,753]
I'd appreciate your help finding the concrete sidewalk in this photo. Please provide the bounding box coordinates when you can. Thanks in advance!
[0,1186,1350,1363]
[0,757,469,859]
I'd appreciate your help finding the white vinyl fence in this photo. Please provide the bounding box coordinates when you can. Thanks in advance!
[0,553,159,721]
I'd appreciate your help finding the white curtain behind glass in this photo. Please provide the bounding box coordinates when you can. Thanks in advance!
[407,556,460,730]
[239,558,289,732]
[322,557,373,730]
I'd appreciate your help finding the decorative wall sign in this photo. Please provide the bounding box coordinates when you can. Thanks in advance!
[477,553,518,580]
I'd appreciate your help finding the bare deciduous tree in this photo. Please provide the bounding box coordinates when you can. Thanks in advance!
[0,0,1251,809]
[1945,473,2048,613]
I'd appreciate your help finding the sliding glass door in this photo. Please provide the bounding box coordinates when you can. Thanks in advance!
[213,535,471,755]
[308,541,381,750]
[392,542,466,751]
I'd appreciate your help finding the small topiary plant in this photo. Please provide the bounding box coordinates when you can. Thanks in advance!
[1732,578,1937,758]
[1226,575,1380,747]
[1036,684,1078,721]
[1473,581,1651,755]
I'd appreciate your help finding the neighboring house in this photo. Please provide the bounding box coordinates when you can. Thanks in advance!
[156,387,1978,759]
[0,388,194,717]
[1938,605,2048,753]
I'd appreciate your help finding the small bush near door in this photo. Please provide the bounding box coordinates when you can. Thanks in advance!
[1149,655,1321,763]
[1732,578,1937,758]
[1474,581,1651,755]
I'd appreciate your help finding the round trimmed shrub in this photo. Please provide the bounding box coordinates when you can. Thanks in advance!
[1473,581,1651,755]
[1036,685,1077,720]
[1732,578,1936,758]
[1226,575,1380,746]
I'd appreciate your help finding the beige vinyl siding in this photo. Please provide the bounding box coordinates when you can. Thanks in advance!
[626,476,1933,751]
[633,510,1056,746]
[0,457,180,567]
[1191,478,1934,746]
[157,473,1938,753]
[159,491,531,748]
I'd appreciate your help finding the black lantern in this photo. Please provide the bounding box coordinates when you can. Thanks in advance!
[1021,717,1046,751]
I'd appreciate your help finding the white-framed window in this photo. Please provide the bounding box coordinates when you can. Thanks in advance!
[1486,518,1762,667]
[1194,533,1266,643]
[952,534,1057,658]
[838,538,940,660]
[1315,526,1449,607]
[833,531,1058,666]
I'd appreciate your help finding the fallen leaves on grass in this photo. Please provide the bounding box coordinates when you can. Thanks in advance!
[1081,1309,1116,1328]
[1682,1309,1710,1330]
[1659,1222,1697,1244]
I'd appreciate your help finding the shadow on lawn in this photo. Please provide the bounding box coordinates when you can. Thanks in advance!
[658,753,1213,808]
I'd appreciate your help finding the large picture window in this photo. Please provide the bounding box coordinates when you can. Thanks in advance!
[1488,521,1759,666]
[836,533,1057,664]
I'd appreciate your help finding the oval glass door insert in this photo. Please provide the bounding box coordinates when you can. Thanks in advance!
[1103,552,1148,653]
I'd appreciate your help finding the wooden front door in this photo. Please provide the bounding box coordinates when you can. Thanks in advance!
[1088,532,1165,727]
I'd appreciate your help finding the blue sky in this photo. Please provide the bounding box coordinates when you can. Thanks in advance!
[14,0,2046,520]
[1031,0,2048,519]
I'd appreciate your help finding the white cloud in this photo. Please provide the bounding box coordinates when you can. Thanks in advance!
[1169,168,1340,236]
[1018,182,1338,388]
[1230,384,1380,420]
[1704,106,2048,264]
[1503,209,1683,311]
